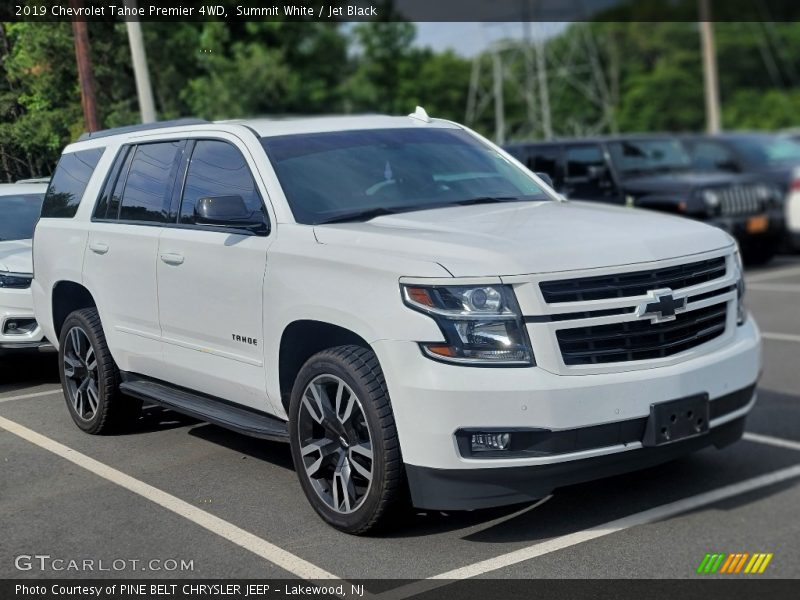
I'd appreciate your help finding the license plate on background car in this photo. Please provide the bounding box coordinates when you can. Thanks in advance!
[642,393,710,447]
[746,214,769,234]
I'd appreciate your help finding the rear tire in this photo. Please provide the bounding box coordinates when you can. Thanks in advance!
[59,308,141,434]
[288,345,405,535]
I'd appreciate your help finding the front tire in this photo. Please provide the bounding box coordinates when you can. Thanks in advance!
[59,308,141,434]
[742,238,778,266]
[289,345,405,534]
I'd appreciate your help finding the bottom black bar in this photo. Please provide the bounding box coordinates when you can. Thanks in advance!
[2,579,797,600]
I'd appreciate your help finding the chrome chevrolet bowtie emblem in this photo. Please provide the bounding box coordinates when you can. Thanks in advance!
[638,288,686,324]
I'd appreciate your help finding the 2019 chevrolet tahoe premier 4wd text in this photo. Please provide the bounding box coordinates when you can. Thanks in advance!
[32,112,761,534]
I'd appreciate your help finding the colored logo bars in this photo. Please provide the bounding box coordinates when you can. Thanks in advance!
[697,552,773,574]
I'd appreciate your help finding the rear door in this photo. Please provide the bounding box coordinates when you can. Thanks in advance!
[83,140,185,378]
[156,136,272,410]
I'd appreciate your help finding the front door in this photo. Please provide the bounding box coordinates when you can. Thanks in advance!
[156,137,272,410]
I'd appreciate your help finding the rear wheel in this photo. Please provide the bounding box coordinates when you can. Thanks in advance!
[289,345,405,534]
[59,308,141,434]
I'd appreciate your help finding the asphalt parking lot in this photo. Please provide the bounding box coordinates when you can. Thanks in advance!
[2,257,800,587]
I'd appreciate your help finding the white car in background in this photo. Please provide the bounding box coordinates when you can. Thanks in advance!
[787,166,800,251]
[0,181,52,355]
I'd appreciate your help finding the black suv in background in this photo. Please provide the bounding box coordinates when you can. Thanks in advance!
[505,135,785,263]
[681,132,800,252]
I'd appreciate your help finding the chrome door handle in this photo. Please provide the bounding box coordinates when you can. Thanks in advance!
[160,253,184,266]
[89,242,109,255]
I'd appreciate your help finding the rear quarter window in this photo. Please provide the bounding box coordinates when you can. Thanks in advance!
[41,147,105,218]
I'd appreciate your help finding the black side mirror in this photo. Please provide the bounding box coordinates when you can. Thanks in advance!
[535,172,554,188]
[195,196,265,229]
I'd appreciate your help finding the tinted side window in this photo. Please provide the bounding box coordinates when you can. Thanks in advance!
[179,140,265,225]
[565,145,605,179]
[119,142,182,223]
[525,146,562,186]
[94,146,134,220]
[689,141,738,171]
[41,147,105,218]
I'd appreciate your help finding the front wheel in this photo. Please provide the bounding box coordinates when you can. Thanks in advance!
[59,308,141,434]
[742,238,778,266]
[288,345,405,534]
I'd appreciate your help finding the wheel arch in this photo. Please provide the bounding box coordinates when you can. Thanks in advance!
[52,281,97,341]
[278,320,373,414]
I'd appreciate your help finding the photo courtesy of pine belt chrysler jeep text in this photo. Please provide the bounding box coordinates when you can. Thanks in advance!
[32,109,761,534]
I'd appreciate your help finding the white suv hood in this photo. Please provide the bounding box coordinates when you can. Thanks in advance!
[0,239,33,274]
[313,201,734,277]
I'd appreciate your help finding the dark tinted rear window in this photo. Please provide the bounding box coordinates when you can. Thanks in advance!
[119,142,182,223]
[41,148,105,218]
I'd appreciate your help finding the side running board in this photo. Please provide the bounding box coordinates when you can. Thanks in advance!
[119,375,289,443]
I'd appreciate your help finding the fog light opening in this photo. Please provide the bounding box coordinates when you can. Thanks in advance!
[471,432,512,452]
[3,318,37,335]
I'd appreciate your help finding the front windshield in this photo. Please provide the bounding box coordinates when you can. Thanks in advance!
[261,128,549,224]
[730,136,800,167]
[609,138,692,176]
[0,193,45,241]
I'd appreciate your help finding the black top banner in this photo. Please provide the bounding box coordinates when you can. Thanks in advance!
[2,0,800,23]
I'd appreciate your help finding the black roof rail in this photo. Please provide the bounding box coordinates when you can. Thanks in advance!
[77,118,211,141]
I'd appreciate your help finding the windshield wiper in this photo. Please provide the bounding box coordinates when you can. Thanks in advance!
[316,206,413,224]
[450,195,522,206]
[316,197,529,225]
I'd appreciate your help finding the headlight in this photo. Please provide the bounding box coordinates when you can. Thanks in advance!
[734,251,746,325]
[703,189,721,214]
[402,284,534,365]
[0,272,33,289]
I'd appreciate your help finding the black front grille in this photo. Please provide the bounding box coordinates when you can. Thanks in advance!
[557,302,728,365]
[718,185,765,216]
[540,257,727,303]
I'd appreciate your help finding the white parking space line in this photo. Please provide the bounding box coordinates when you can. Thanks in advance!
[0,415,338,581]
[0,389,62,404]
[746,265,800,283]
[748,283,800,293]
[378,463,800,598]
[761,332,800,344]
[744,432,800,453]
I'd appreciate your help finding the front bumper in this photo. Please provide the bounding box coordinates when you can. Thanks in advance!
[707,208,785,242]
[373,315,760,509]
[407,412,748,510]
[0,288,51,355]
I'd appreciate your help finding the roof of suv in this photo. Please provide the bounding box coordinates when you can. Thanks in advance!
[75,114,462,145]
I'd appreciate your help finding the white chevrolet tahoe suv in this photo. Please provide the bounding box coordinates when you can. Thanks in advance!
[33,112,761,534]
